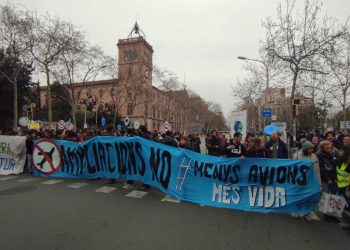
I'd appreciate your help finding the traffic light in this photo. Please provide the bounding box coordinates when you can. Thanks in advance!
[292,99,301,117]
[26,107,32,119]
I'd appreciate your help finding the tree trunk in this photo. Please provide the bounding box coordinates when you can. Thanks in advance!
[13,80,18,129]
[310,88,315,132]
[113,104,118,127]
[71,86,77,130]
[46,69,52,127]
[290,67,299,147]
[343,91,347,133]
[70,104,76,131]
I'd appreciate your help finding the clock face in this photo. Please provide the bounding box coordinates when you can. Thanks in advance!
[124,49,137,62]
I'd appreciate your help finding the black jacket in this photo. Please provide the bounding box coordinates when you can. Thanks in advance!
[317,151,338,182]
[205,136,222,156]
[189,138,201,153]
[162,136,178,148]
[265,138,288,159]
[223,141,246,158]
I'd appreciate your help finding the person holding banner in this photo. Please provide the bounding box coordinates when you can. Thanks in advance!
[188,134,201,153]
[205,130,222,156]
[293,139,321,221]
[246,137,269,158]
[317,140,338,194]
[179,136,192,150]
[25,129,36,174]
[222,132,246,158]
[265,132,288,159]
[137,125,154,191]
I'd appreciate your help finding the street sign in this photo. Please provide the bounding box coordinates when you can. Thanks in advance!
[29,121,41,130]
[162,121,172,132]
[261,108,272,118]
[18,117,30,127]
[101,117,106,127]
[22,104,29,112]
[58,120,66,130]
[65,121,74,131]
[33,139,62,175]
[271,115,277,121]
[133,120,140,129]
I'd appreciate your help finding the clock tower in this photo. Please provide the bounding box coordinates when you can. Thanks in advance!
[117,22,153,87]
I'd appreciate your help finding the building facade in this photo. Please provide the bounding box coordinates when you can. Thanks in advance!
[244,87,313,132]
[39,25,193,132]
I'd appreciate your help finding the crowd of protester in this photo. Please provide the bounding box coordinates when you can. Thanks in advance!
[206,129,350,221]
[0,125,202,191]
[1,125,349,221]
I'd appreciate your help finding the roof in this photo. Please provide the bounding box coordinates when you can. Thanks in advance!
[38,79,118,90]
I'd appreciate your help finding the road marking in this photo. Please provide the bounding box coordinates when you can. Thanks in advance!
[126,190,148,199]
[0,176,19,181]
[41,179,64,185]
[95,186,117,193]
[161,195,180,203]
[67,182,88,189]
[199,204,206,207]
[18,178,37,183]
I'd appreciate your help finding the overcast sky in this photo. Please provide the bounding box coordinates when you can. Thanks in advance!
[6,0,350,117]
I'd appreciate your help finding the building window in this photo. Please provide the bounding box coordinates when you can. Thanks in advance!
[127,103,133,115]
[99,89,105,98]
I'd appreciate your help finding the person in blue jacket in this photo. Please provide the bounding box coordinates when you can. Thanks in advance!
[265,132,288,159]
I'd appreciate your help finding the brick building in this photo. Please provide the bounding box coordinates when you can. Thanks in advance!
[244,87,313,132]
[39,24,193,132]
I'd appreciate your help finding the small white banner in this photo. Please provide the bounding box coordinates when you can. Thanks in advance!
[229,110,247,138]
[161,121,172,133]
[0,136,26,175]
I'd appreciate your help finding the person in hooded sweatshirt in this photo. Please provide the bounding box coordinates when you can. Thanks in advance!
[317,140,338,194]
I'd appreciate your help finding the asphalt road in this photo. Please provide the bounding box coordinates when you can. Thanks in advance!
[0,173,349,250]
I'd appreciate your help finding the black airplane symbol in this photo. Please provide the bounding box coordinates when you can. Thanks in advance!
[36,147,55,169]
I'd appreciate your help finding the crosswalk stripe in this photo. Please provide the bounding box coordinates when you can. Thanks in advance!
[0,176,19,181]
[161,195,180,203]
[126,190,148,198]
[18,178,37,183]
[67,182,88,189]
[95,186,117,193]
[41,179,64,185]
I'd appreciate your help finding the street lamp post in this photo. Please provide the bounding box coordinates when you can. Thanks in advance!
[237,56,270,132]
[83,65,107,129]
[96,103,100,128]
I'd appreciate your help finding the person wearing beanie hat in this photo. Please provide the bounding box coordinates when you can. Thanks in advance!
[293,139,321,221]
[300,138,307,145]
[302,141,314,152]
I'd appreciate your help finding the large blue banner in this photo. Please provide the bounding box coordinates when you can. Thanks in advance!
[32,136,320,215]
